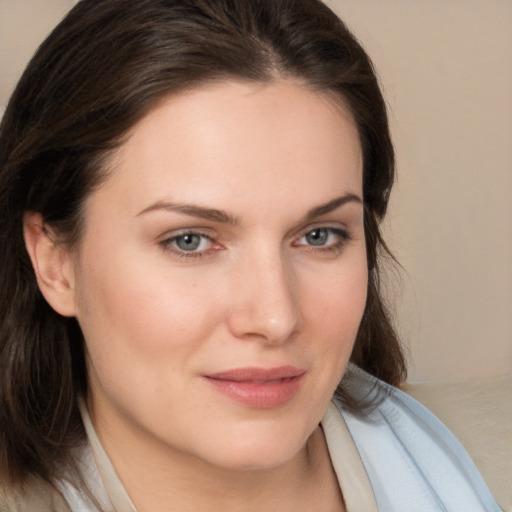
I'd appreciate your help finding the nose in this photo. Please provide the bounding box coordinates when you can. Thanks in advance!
[226,250,302,345]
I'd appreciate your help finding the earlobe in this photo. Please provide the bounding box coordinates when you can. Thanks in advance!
[23,212,77,317]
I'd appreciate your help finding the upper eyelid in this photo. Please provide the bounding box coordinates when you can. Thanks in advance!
[294,222,350,238]
[156,215,355,237]
[159,227,215,240]
[297,226,349,239]
[168,231,212,240]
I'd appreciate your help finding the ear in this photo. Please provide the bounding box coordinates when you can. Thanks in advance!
[23,212,77,317]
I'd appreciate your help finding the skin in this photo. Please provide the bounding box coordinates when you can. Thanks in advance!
[25,79,367,511]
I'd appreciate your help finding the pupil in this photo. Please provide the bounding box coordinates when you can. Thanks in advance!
[177,234,200,251]
[306,229,328,246]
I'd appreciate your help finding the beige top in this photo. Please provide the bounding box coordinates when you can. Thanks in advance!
[322,402,377,512]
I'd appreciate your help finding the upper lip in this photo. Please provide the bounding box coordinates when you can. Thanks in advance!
[206,366,305,382]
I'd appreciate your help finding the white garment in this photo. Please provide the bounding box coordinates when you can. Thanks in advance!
[332,366,503,511]
[57,367,503,511]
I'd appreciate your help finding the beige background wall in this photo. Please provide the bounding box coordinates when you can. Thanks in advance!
[1,0,511,383]
[325,0,512,382]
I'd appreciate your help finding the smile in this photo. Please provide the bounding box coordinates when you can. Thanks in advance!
[204,366,306,408]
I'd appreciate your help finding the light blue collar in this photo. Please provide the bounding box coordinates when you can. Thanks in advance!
[333,366,503,511]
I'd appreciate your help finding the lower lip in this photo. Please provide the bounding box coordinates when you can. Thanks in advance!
[205,374,305,408]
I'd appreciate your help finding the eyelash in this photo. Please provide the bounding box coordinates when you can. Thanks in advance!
[159,227,351,259]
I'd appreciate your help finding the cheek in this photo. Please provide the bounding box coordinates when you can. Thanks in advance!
[73,249,225,381]
[302,254,368,369]
[306,256,368,329]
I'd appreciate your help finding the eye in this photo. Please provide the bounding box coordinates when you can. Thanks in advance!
[160,231,215,256]
[294,227,350,251]
[304,228,331,246]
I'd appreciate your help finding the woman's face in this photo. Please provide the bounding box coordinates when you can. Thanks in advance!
[71,80,367,471]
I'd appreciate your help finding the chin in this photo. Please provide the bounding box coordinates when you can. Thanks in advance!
[207,447,301,473]
[194,420,314,473]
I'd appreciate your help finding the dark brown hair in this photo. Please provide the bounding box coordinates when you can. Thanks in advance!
[0,0,405,488]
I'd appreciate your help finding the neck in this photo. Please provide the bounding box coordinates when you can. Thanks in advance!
[90,410,343,512]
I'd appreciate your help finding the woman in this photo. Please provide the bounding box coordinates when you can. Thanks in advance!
[0,0,502,510]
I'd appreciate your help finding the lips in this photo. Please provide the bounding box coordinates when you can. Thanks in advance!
[204,366,305,408]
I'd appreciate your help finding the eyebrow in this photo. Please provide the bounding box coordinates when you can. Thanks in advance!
[303,193,363,222]
[136,201,240,225]
[136,193,362,224]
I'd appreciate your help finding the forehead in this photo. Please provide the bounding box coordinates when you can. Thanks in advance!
[92,79,363,218]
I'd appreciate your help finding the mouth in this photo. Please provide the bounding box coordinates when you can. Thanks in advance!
[204,366,305,408]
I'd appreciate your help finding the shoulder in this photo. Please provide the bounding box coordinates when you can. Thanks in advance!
[330,365,503,512]
[0,476,71,512]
